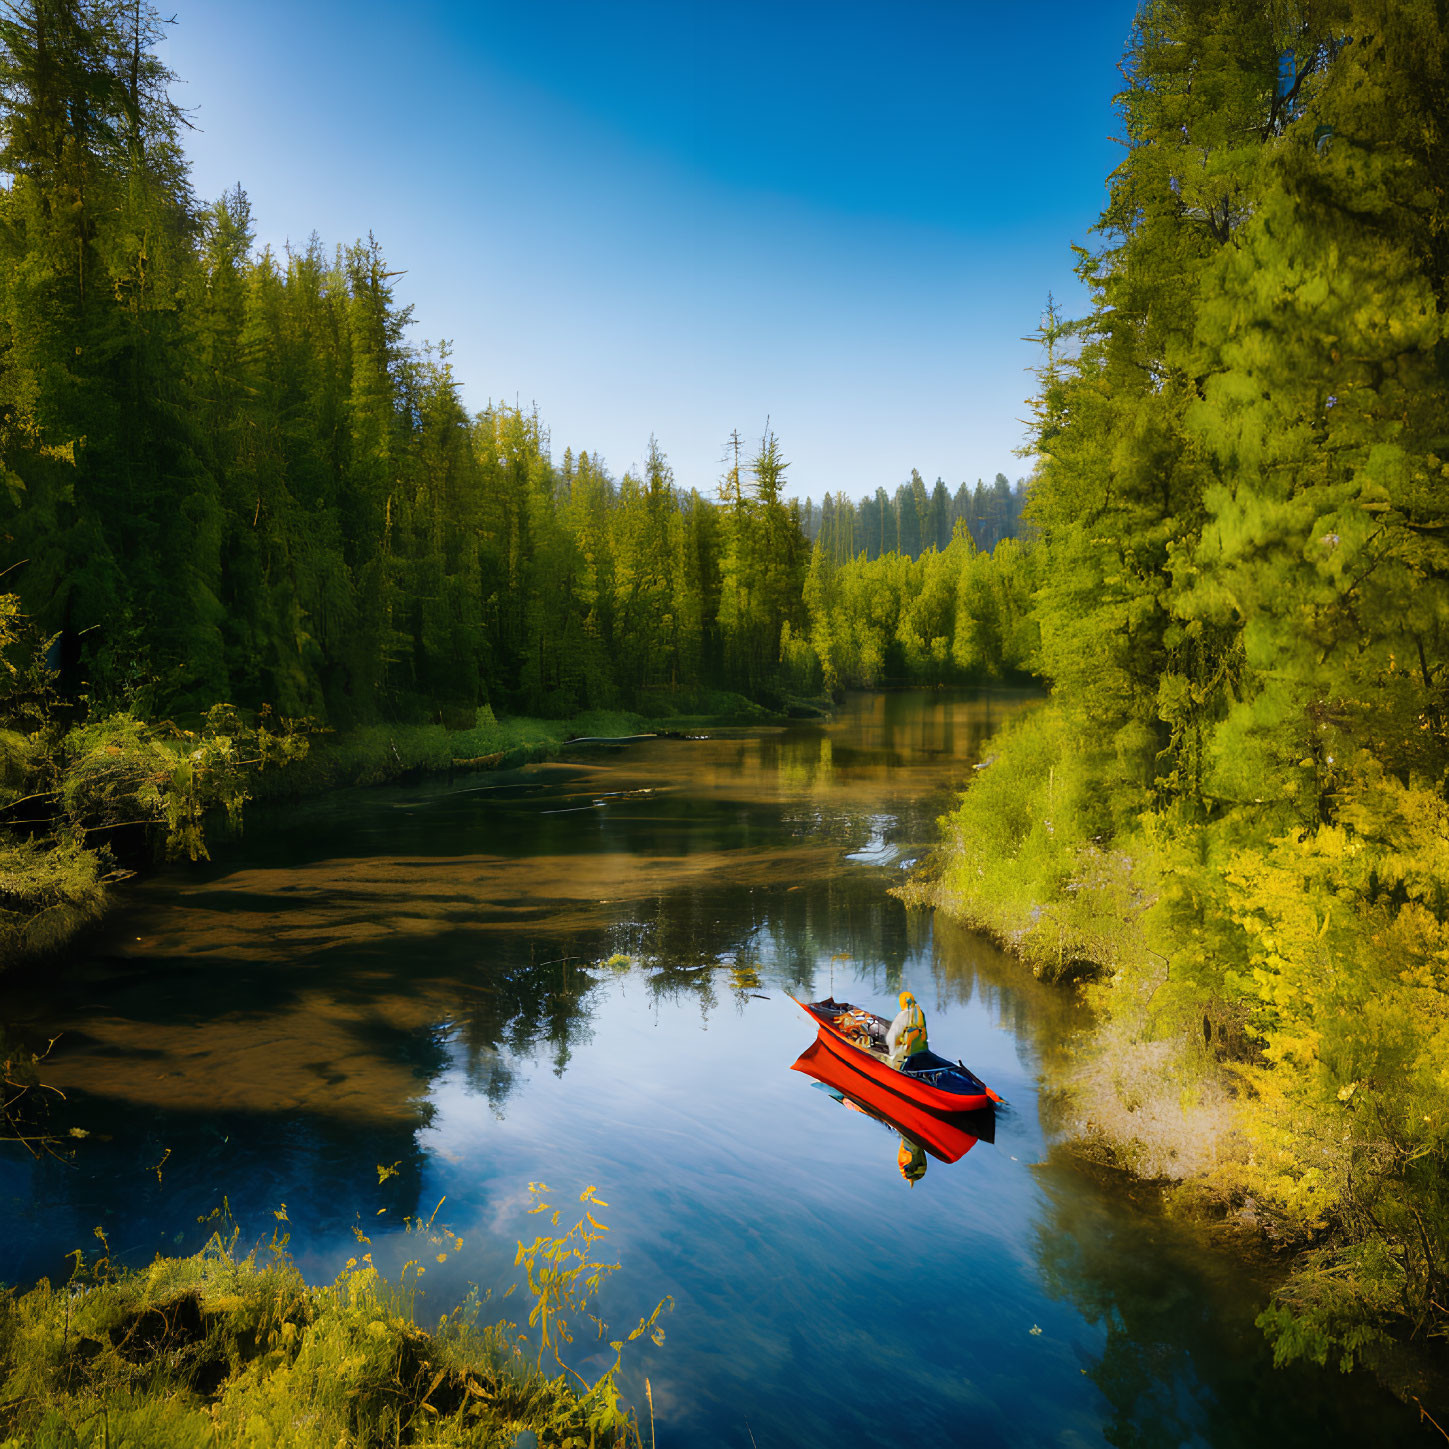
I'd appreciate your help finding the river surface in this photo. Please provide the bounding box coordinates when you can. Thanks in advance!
[0,691,1426,1446]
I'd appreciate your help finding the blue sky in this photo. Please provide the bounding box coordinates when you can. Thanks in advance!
[163,2,1137,502]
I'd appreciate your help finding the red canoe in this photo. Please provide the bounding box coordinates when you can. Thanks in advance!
[792,995,1002,1115]
[790,1036,985,1163]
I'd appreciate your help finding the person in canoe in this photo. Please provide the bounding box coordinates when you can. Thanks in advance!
[886,989,928,1066]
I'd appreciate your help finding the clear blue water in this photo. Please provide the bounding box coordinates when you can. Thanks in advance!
[0,691,1426,1446]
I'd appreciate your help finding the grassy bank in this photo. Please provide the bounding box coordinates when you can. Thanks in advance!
[0,1212,653,1448]
[909,702,1449,1395]
[245,692,799,803]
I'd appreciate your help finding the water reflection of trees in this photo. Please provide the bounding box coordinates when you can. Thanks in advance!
[444,866,926,1093]
[591,866,921,1020]
[927,913,1082,1080]
[1032,1156,1424,1447]
[449,945,599,1088]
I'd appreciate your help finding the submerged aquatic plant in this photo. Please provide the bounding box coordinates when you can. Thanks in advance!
[0,1032,72,1160]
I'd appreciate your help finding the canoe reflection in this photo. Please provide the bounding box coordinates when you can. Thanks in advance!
[791,1036,995,1183]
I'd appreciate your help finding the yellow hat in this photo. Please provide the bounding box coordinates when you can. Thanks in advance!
[899,990,915,1008]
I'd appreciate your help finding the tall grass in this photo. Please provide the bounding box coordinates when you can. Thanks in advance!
[0,1190,666,1448]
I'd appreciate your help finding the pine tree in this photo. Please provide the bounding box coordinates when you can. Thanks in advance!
[0,0,223,706]
[928,477,951,552]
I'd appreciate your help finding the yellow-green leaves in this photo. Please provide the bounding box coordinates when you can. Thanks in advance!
[946,0,1449,1369]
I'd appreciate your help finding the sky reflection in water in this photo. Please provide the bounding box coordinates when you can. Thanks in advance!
[0,692,1424,1446]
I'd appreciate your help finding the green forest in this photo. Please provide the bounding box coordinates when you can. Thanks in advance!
[923,0,1449,1380]
[802,469,1030,562]
[0,0,1029,728]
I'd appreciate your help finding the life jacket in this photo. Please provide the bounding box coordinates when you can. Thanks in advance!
[898,1001,927,1058]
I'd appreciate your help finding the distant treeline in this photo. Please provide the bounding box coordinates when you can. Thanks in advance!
[800,472,1030,564]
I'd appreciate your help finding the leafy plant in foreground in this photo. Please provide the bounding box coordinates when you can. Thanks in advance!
[514,1183,673,1444]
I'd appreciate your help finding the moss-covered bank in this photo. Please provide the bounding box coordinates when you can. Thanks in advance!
[245,693,801,804]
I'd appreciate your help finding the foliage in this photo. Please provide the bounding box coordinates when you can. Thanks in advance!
[57,705,310,862]
[0,591,311,963]
[512,1182,671,1435]
[0,1204,657,1448]
[1254,1239,1403,1373]
[806,527,1038,691]
[931,704,1137,978]
[927,0,1449,1372]
[0,833,105,962]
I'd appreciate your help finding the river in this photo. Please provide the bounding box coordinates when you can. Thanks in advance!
[0,691,1426,1446]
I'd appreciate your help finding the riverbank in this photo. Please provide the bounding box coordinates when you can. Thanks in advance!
[244,697,790,804]
[905,701,1449,1413]
[0,1231,646,1447]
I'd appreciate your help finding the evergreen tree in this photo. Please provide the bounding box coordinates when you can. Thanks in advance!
[928,477,951,552]
[951,481,971,542]
[830,492,857,564]
[893,481,919,559]
[0,0,221,704]
[858,487,882,560]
